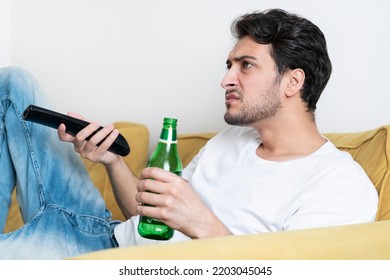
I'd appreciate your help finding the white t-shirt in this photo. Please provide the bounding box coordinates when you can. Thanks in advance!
[114,126,378,247]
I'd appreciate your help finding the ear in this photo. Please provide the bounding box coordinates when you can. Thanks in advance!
[285,68,305,97]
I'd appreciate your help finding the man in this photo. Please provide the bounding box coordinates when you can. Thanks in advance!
[0,9,378,259]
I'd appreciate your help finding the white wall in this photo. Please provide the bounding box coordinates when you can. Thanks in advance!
[2,0,390,148]
[0,0,11,66]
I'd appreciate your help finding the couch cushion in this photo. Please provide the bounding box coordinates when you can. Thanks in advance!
[324,126,390,221]
[74,220,390,260]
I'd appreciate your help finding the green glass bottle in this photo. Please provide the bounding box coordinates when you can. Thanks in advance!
[137,117,183,240]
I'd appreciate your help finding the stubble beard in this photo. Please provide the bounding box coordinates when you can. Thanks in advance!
[224,84,282,126]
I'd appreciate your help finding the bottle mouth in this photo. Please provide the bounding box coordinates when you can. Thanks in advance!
[163,117,177,127]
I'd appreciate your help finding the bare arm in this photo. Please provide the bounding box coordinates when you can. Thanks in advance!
[104,157,139,218]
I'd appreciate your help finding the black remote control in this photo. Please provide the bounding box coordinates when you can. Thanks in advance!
[23,105,130,156]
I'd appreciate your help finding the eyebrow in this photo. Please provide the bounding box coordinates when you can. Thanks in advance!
[226,55,257,65]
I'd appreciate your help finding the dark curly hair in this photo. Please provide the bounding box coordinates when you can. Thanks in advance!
[231,9,332,112]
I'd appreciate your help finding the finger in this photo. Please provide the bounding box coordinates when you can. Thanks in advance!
[94,128,119,154]
[140,167,178,183]
[57,123,74,142]
[136,190,165,207]
[74,122,101,143]
[88,128,119,157]
[82,124,116,153]
[137,176,177,197]
[67,111,86,120]
[136,203,163,220]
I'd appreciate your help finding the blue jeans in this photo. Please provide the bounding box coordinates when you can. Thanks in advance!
[0,67,119,259]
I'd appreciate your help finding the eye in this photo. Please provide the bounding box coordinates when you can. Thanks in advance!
[242,61,254,69]
[226,62,232,70]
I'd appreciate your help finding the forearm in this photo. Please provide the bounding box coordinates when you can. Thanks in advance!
[189,211,232,239]
[104,157,140,218]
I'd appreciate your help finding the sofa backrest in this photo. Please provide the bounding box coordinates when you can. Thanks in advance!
[324,126,390,221]
[7,122,386,234]
[178,125,390,221]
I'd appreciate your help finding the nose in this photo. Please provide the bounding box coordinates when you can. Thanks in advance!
[220,68,238,90]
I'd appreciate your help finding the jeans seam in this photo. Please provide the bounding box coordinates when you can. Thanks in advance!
[46,204,111,235]
[1,95,46,218]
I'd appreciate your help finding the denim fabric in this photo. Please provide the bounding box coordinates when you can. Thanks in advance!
[0,67,119,259]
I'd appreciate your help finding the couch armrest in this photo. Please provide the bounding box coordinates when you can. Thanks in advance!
[73,220,390,259]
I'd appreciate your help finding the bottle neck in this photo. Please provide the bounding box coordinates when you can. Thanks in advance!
[159,127,177,144]
[159,118,178,144]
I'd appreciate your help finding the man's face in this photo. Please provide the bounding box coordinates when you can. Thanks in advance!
[221,36,283,126]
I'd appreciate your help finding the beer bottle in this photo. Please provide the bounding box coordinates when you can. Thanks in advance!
[137,117,183,240]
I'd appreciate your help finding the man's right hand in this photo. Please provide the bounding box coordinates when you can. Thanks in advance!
[57,112,121,165]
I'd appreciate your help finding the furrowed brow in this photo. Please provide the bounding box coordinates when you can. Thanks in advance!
[232,55,257,62]
[226,55,257,65]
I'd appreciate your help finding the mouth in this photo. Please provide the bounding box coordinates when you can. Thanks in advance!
[225,91,241,106]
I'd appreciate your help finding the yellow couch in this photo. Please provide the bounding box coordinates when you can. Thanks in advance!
[5,123,390,259]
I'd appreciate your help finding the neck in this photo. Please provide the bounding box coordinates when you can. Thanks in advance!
[250,112,326,162]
